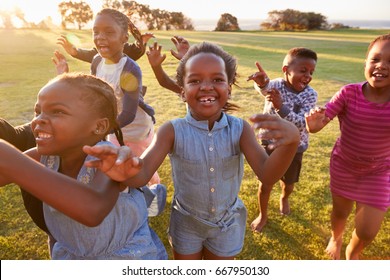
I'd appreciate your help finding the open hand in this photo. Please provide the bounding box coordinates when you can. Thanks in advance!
[83,144,143,182]
[146,42,166,67]
[170,36,190,60]
[57,35,78,56]
[249,113,299,149]
[52,50,69,75]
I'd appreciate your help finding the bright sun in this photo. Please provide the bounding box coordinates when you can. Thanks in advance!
[0,0,63,26]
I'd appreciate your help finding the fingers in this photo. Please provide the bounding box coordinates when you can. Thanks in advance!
[255,61,265,73]
[115,145,132,165]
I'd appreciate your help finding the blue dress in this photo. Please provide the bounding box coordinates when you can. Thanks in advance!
[41,141,167,259]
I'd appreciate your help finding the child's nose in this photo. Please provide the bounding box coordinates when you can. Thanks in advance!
[200,81,213,90]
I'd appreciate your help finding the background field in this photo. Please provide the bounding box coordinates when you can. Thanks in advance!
[0,28,389,260]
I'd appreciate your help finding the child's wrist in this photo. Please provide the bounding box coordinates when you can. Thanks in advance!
[257,77,270,89]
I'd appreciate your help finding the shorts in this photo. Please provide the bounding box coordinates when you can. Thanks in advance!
[264,144,303,185]
[168,200,247,257]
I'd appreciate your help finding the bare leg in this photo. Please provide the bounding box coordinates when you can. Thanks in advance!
[173,247,235,260]
[325,193,354,260]
[280,182,294,215]
[173,248,203,260]
[203,247,235,260]
[251,182,273,233]
[345,203,385,260]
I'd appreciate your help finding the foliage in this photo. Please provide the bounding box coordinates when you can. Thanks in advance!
[0,29,389,260]
[58,1,94,30]
[215,13,240,31]
[102,0,194,31]
[261,9,328,31]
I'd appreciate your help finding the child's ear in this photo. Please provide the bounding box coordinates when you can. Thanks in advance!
[94,118,110,135]
[180,88,186,102]
[282,65,288,74]
[123,33,129,44]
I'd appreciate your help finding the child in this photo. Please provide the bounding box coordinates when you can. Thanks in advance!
[305,34,390,260]
[53,8,160,186]
[83,42,300,260]
[247,47,318,232]
[0,73,167,260]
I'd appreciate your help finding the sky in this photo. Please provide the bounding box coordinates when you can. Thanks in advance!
[0,0,389,25]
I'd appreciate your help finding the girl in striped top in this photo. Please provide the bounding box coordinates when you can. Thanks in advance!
[305,34,390,260]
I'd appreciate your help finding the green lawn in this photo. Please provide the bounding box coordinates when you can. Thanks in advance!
[0,28,389,260]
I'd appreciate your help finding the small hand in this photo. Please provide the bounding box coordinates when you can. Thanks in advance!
[170,36,190,60]
[249,113,299,149]
[52,50,69,75]
[146,42,166,67]
[247,61,269,87]
[305,107,329,133]
[141,32,155,45]
[265,88,283,110]
[83,145,143,182]
[57,35,78,56]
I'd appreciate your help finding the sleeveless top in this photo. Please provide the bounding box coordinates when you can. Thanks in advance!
[169,112,245,224]
[42,141,165,259]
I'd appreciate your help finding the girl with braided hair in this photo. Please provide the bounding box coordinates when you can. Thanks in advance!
[0,73,166,259]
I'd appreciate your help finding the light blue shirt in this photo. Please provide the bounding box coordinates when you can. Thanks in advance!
[169,112,244,224]
[42,141,166,259]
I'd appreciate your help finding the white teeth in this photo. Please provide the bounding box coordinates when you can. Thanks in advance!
[200,97,216,103]
[38,133,52,139]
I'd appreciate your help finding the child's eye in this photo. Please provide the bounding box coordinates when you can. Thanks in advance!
[188,79,199,84]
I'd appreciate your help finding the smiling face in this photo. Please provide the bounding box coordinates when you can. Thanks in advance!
[365,39,390,89]
[31,80,103,157]
[283,57,316,93]
[181,52,231,126]
[93,13,128,63]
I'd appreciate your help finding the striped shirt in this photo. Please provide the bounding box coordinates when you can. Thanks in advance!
[326,82,390,210]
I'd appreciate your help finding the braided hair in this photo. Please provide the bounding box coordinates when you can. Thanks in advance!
[53,73,125,146]
[97,8,144,53]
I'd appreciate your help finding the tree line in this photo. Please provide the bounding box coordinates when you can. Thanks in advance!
[0,1,351,31]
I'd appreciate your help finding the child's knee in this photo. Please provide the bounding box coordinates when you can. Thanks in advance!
[354,227,378,244]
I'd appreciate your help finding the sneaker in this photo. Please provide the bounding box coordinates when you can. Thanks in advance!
[141,184,167,216]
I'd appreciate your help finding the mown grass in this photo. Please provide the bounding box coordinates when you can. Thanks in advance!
[0,28,389,260]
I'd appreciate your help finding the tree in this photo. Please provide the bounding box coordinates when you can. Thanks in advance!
[58,1,93,30]
[215,13,240,31]
[261,9,329,31]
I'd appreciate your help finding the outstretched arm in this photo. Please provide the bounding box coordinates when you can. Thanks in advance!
[0,140,122,227]
[57,35,97,63]
[147,42,181,93]
[305,107,330,133]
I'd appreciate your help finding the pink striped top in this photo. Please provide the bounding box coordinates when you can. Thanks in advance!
[325,82,390,210]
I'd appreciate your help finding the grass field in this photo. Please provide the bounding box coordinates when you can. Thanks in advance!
[0,28,389,260]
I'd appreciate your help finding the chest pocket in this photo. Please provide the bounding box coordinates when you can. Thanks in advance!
[222,154,240,180]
